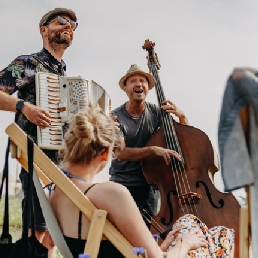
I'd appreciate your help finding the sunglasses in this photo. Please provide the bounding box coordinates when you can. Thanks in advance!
[45,16,78,31]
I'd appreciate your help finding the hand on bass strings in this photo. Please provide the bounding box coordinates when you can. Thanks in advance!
[151,146,181,165]
[161,100,189,125]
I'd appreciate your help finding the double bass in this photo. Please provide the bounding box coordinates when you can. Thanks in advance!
[141,39,240,257]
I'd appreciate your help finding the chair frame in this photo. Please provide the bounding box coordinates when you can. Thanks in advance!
[6,122,142,258]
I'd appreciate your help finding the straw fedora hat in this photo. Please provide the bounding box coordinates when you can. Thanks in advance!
[119,64,156,90]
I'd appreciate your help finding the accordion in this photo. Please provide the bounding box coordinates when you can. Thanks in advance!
[35,72,111,150]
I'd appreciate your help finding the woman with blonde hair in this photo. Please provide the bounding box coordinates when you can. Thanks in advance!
[50,106,208,258]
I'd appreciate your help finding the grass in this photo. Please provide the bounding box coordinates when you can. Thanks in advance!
[0,195,64,257]
[0,195,23,226]
[0,195,23,241]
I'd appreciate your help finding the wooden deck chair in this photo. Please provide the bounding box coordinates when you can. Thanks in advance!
[6,122,142,258]
[239,105,254,258]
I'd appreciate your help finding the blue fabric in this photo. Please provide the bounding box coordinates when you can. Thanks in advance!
[218,68,258,191]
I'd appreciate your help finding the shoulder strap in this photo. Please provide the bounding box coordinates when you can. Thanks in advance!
[31,53,64,76]
[78,184,97,239]
[84,184,97,195]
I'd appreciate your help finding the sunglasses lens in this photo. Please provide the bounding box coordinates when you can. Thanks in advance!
[70,21,77,30]
[58,16,67,25]
[57,16,78,31]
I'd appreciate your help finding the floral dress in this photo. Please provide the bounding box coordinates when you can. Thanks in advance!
[170,214,235,258]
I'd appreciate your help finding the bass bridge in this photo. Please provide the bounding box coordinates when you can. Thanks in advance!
[179,192,201,205]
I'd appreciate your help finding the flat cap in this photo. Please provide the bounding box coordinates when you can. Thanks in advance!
[39,8,77,27]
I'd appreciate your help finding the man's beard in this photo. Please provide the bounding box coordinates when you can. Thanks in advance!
[48,29,72,51]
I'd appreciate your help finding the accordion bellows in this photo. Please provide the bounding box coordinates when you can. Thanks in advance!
[35,72,111,150]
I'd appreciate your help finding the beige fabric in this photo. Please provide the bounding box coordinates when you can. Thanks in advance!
[39,8,77,27]
[119,64,155,90]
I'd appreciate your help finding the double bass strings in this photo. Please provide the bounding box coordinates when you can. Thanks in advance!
[150,65,190,214]
[155,72,198,216]
[148,65,187,211]
[149,62,200,218]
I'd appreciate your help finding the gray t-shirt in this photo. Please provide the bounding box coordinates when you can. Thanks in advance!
[109,102,161,186]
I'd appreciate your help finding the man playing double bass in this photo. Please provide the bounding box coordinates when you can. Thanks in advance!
[109,64,236,258]
[109,64,188,228]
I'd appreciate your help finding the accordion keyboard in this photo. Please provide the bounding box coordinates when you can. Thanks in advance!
[36,73,64,149]
[35,72,111,150]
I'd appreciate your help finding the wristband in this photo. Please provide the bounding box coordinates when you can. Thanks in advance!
[16,100,25,113]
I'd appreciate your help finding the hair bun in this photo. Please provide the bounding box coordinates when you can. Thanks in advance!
[74,116,95,144]
[62,106,115,166]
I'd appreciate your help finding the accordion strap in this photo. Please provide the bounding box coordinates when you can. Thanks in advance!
[31,53,64,76]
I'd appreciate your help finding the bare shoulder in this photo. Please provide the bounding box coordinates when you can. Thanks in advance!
[86,182,132,211]
[88,181,130,198]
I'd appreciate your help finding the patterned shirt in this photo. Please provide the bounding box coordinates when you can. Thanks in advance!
[0,48,66,162]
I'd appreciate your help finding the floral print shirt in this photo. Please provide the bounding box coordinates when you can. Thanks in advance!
[170,214,235,258]
[0,48,66,162]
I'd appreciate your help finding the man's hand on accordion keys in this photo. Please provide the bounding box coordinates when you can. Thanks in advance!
[23,102,51,129]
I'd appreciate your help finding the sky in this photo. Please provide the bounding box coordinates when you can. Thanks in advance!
[1,0,257,198]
